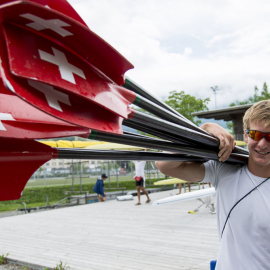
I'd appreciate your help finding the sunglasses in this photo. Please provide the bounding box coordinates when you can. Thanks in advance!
[246,129,270,142]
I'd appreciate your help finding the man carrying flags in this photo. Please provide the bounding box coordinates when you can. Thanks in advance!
[156,100,270,270]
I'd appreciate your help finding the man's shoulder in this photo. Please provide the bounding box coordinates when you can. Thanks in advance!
[206,160,244,172]
[204,160,246,185]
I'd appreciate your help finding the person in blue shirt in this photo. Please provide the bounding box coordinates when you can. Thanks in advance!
[93,173,108,202]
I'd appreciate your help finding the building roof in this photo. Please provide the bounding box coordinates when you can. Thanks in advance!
[192,104,252,121]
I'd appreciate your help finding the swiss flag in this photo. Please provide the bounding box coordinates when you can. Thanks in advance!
[0,0,133,85]
[3,23,135,119]
[0,0,137,135]
[0,93,91,139]
[0,76,91,139]
[0,24,130,134]
[0,65,125,135]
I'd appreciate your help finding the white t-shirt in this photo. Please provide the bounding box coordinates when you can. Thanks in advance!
[133,161,146,178]
[202,160,270,270]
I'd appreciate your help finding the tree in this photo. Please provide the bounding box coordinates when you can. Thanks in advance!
[227,82,270,131]
[226,121,233,131]
[229,82,270,107]
[38,166,43,177]
[164,90,210,125]
[102,162,113,171]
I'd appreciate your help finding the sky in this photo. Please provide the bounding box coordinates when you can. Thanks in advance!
[68,0,270,110]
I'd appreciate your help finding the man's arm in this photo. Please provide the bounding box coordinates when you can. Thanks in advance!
[155,161,205,182]
[155,123,235,182]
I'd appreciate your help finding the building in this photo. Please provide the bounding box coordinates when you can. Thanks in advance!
[193,104,253,141]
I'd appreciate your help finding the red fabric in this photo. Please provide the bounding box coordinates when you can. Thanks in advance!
[0,138,53,201]
[134,176,143,182]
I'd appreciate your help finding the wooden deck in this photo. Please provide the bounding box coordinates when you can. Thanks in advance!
[0,189,219,270]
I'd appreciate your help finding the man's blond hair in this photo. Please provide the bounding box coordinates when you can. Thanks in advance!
[243,100,270,131]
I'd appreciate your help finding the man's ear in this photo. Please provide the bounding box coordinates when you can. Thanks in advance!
[244,131,248,143]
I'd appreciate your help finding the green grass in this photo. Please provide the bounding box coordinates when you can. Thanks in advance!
[0,201,61,212]
[26,175,133,188]
[25,173,162,188]
[0,178,165,212]
[0,253,8,265]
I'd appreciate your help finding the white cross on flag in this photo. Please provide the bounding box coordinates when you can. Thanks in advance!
[28,80,72,112]
[0,112,15,131]
[20,13,73,37]
[0,81,91,139]
[38,47,86,84]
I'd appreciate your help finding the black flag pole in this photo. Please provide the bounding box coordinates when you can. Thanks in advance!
[124,77,248,155]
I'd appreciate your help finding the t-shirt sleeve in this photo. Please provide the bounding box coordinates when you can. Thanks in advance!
[202,160,241,189]
[202,160,220,188]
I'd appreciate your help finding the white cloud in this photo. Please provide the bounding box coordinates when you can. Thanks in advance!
[69,0,270,109]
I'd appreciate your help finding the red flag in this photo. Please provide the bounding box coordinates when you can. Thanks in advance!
[0,0,137,201]
[3,23,135,118]
[0,92,91,139]
[0,65,91,139]
[0,0,133,85]
[0,138,53,200]
[0,1,137,134]
[0,29,127,134]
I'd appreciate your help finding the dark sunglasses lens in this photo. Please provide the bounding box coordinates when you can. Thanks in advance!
[266,134,270,143]
[251,131,270,142]
[248,130,256,139]
[254,131,264,141]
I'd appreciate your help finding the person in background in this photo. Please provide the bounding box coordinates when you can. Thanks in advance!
[93,173,107,202]
[133,160,151,205]
[176,182,191,194]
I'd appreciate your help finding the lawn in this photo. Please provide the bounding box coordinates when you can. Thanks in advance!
[26,173,164,188]
[0,177,166,212]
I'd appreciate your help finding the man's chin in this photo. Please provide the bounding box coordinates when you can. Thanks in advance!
[249,153,270,166]
[253,158,270,167]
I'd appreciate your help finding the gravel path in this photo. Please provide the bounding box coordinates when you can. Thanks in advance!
[0,263,39,270]
[0,211,25,219]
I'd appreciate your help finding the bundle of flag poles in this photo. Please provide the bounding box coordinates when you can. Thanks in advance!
[0,0,249,201]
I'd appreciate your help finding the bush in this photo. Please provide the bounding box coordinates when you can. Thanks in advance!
[0,178,162,206]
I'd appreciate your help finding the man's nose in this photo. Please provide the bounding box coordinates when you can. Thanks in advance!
[257,137,269,148]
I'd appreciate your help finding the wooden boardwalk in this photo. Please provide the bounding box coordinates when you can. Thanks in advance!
[0,189,219,270]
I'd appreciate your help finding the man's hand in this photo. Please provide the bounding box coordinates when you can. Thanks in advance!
[201,123,236,162]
